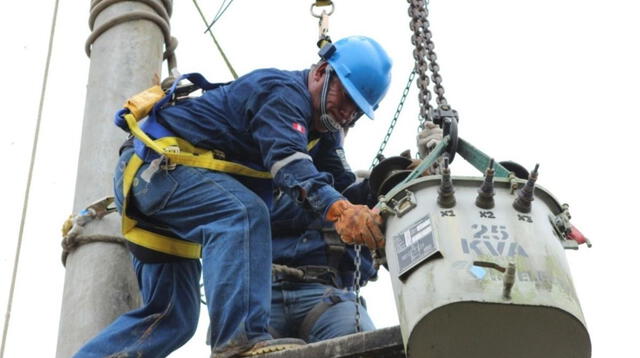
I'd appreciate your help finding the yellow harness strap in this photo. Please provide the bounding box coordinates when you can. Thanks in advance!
[124,113,272,179]
[121,154,202,258]
[120,112,321,259]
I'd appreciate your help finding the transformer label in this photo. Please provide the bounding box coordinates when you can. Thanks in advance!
[461,224,528,257]
[394,215,441,278]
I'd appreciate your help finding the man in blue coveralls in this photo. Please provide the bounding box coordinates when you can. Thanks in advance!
[269,139,380,342]
[267,125,444,342]
[267,82,446,343]
[73,35,393,358]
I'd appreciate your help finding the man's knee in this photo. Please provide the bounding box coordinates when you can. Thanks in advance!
[308,301,375,342]
[165,304,200,345]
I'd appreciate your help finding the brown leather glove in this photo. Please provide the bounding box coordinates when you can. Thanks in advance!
[326,200,385,249]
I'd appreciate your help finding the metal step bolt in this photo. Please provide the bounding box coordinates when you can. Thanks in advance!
[503,263,516,300]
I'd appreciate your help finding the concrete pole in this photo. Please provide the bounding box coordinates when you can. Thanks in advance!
[56,1,168,357]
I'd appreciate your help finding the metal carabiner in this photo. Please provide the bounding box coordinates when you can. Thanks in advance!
[310,1,335,18]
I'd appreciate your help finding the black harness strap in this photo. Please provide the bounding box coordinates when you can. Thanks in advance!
[298,295,342,341]
[322,227,346,272]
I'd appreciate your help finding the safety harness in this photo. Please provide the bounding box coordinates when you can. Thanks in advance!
[114,73,321,260]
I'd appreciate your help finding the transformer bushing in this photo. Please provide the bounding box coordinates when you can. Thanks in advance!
[437,158,455,208]
[513,164,540,213]
[475,159,495,209]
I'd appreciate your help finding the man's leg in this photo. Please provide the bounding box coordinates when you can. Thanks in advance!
[74,151,202,357]
[269,282,291,339]
[196,170,273,349]
[136,166,302,356]
[73,257,201,357]
[295,285,375,343]
[306,294,375,342]
[269,282,375,342]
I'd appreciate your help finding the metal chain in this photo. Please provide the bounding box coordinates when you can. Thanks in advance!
[353,243,363,332]
[408,0,448,130]
[369,69,417,169]
[355,71,416,334]
[346,0,450,337]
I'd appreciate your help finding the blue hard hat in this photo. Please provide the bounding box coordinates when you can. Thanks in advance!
[319,36,392,119]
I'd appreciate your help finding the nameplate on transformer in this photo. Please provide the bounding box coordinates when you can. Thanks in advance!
[393,214,441,278]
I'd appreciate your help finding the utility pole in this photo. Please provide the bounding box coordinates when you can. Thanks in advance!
[56,1,171,356]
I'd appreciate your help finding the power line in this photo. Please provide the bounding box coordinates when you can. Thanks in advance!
[192,0,238,79]
[0,0,60,356]
[205,0,235,32]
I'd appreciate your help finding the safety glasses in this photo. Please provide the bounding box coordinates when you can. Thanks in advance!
[337,82,364,127]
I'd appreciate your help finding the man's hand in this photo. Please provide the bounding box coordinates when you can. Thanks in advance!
[417,121,443,159]
[401,150,431,176]
[326,200,385,249]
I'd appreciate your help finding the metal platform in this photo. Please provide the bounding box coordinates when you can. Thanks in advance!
[263,326,405,358]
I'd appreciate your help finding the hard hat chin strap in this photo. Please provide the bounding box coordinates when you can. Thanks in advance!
[319,66,342,133]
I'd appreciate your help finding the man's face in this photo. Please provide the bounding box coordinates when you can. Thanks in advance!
[308,62,362,133]
[323,78,363,129]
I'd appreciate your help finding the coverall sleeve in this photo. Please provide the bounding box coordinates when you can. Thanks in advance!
[314,132,357,193]
[247,87,343,217]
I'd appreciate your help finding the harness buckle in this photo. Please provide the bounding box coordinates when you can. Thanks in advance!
[161,145,180,170]
[166,83,199,107]
[213,149,226,160]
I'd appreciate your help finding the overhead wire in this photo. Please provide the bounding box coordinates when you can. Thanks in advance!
[0,0,60,356]
[192,0,238,79]
[205,0,235,33]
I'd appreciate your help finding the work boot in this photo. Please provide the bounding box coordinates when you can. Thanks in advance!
[211,338,306,358]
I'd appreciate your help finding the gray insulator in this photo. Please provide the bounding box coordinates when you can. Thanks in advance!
[475,159,495,209]
[513,164,539,213]
[438,158,456,208]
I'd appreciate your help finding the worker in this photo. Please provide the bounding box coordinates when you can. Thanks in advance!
[73,35,392,358]
[209,133,377,352]
[267,119,444,343]
[268,135,378,343]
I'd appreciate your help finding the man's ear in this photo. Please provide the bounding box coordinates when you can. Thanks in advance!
[312,62,329,81]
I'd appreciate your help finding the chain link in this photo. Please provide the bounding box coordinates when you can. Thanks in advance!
[408,0,448,130]
[353,243,362,332]
[369,69,416,169]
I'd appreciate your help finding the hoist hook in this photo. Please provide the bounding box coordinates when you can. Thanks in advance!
[430,107,459,163]
[442,117,458,163]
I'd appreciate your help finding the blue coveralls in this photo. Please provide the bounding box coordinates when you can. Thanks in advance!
[74,69,347,357]
[269,131,378,342]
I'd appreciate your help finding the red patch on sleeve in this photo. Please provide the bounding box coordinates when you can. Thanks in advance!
[292,122,306,134]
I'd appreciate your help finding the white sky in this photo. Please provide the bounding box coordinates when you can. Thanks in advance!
[1,0,639,357]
